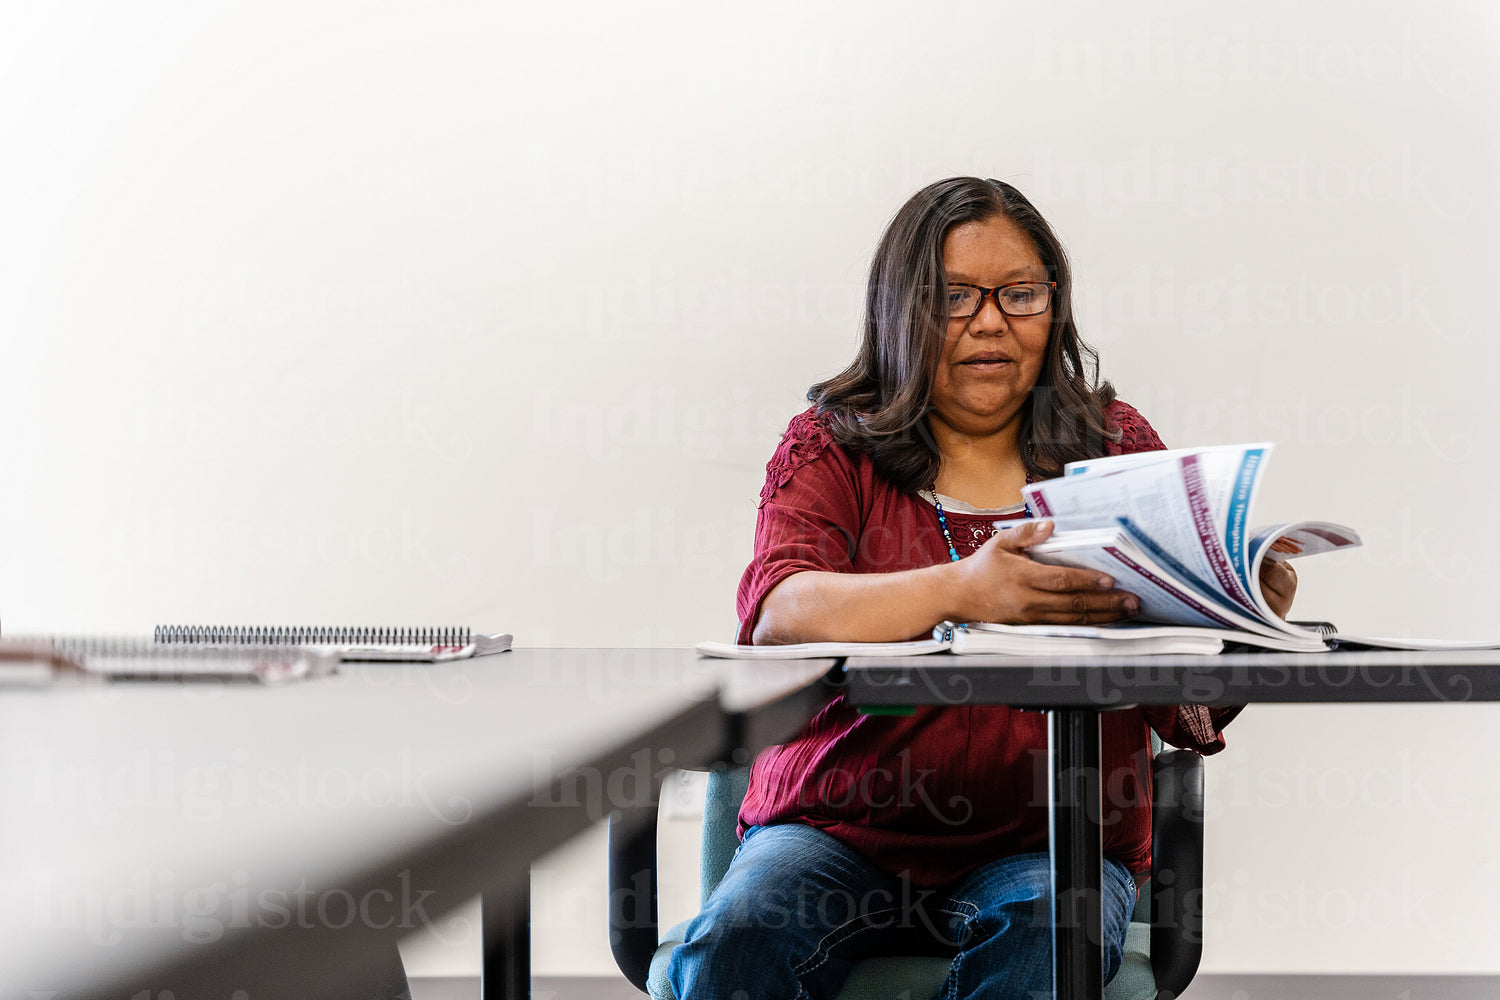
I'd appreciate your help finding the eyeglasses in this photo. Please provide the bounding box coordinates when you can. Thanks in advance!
[940,281,1056,319]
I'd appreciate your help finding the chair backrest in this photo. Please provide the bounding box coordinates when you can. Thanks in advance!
[699,763,753,905]
[1145,746,1205,997]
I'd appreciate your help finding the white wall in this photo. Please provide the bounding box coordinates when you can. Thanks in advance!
[2,0,1497,977]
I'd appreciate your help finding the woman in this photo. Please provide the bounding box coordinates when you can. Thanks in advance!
[669,178,1296,998]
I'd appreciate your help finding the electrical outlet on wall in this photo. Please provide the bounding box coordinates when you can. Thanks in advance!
[661,769,708,820]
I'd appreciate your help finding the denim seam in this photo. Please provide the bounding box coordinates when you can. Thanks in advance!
[944,947,964,1000]
[936,901,981,1000]
[789,905,904,980]
[935,900,980,921]
[934,898,981,940]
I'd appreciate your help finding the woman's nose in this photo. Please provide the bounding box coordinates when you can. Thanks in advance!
[966,294,1011,335]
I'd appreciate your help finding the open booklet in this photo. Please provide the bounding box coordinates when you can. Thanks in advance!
[696,622,1500,660]
[698,622,1228,659]
[1018,442,1358,652]
[1020,444,1500,651]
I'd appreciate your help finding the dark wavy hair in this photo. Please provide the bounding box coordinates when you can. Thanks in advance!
[810,177,1118,492]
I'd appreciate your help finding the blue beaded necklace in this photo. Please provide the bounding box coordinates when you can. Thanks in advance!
[932,493,963,563]
[930,472,1036,563]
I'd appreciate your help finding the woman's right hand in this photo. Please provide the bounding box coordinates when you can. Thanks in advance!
[949,520,1140,626]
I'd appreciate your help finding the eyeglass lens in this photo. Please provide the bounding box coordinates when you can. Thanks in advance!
[947,283,1052,318]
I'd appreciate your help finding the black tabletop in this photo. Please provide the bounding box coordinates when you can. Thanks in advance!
[840,648,1500,708]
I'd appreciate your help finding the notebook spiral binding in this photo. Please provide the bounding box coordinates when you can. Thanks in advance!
[153,626,472,647]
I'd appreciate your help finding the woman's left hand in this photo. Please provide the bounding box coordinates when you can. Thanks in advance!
[1259,559,1298,619]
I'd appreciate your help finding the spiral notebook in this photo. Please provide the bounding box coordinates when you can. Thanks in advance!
[152,625,513,662]
[2,637,336,685]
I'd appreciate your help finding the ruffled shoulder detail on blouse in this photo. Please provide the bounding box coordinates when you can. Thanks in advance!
[1142,704,1243,755]
[1104,399,1165,457]
[759,408,839,506]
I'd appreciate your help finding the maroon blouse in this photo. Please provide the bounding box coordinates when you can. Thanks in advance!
[735,400,1240,886]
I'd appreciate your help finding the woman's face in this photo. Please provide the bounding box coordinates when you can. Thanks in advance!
[929,214,1051,440]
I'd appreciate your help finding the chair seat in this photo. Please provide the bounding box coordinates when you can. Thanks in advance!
[647,919,1158,1000]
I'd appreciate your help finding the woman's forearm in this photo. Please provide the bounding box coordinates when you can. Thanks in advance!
[750,524,1139,644]
[751,566,961,644]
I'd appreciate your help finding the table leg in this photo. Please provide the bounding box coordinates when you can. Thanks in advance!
[1049,707,1103,1000]
[482,880,530,1000]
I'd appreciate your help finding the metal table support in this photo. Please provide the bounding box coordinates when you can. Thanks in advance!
[1048,707,1103,1000]
[482,885,530,1000]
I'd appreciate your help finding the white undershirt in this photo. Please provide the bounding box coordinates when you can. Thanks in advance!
[919,489,1027,517]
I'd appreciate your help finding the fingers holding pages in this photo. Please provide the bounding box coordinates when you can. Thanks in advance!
[1026,587,1140,625]
[955,526,1140,626]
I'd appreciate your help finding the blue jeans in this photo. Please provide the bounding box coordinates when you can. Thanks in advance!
[668,824,1136,1000]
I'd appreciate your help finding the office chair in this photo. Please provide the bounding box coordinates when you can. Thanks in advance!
[608,732,1205,1000]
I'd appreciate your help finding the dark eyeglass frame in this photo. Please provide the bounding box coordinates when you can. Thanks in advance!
[941,280,1058,319]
